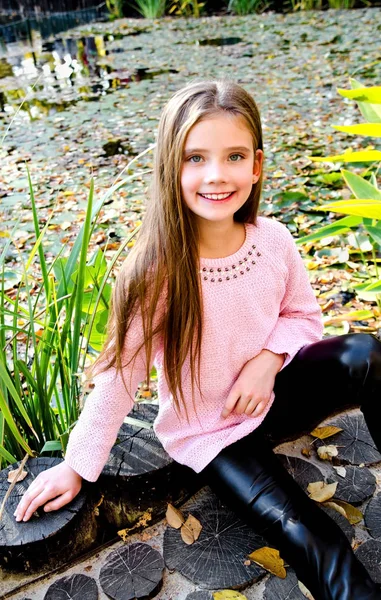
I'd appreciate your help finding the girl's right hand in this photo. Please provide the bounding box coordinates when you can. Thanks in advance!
[14,461,83,523]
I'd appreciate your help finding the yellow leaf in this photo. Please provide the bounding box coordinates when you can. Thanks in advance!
[331,123,381,137]
[180,514,202,545]
[63,190,75,196]
[317,445,339,461]
[330,500,363,525]
[337,86,381,104]
[7,469,28,483]
[307,481,337,503]
[247,546,286,578]
[324,501,347,519]
[213,591,247,599]
[310,426,343,440]
[166,503,185,529]
[309,150,381,163]
[117,509,152,540]
[0,231,10,238]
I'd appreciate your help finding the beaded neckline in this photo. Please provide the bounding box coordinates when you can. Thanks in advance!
[199,223,262,282]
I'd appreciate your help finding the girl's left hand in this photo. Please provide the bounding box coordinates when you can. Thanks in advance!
[221,350,285,419]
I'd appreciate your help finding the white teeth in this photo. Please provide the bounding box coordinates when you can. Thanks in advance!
[200,192,233,200]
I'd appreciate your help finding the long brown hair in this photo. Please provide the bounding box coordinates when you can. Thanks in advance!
[92,79,264,420]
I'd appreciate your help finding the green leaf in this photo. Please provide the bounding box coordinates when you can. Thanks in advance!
[296,216,362,244]
[337,86,381,104]
[315,199,381,219]
[41,440,62,453]
[332,123,381,137]
[341,170,381,200]
[349,78,381,123]
[310,150,381,163]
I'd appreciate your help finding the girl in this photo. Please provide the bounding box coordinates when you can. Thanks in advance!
[15,80,381,599]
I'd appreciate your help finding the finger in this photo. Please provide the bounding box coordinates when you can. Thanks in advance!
[235,395,252,415]
[251,399,269,418]
[19,489,59,523]
[221,391,239,418]
[44,490,75,513]
[244,398,259,415]
[15,481,44,520]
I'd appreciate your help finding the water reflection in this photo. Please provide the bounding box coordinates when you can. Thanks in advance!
[0,32,176,120]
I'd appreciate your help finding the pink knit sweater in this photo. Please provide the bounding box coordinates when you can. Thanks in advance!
[65,217,324,481]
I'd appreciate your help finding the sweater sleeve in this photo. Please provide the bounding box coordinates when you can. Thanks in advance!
[64,306,163,482]
[264,228,324,369]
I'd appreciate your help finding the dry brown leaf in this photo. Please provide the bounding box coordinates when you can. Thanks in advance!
[301,448,311,458]
[247,546,286,578]
[307,481,338,503]
[331,500,363,525]
[7,469,28,483]
[180,514,202,545]
[298,580,315,599]
[317,445,338,461]
[310,426,343,440]
[324,501,347,518]
[166,503,185,529]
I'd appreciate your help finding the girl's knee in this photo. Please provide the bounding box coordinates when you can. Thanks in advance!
[335,333,381,381]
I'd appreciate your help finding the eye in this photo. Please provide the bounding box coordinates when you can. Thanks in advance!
[229,154,244,162]
[188,155,203,163]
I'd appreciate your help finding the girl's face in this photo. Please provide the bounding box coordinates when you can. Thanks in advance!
[181,113,263,228]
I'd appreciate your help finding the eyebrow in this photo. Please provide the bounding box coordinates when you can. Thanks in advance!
[184,146,252,154]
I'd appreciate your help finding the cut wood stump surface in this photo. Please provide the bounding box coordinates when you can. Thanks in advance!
[163,486,266,589]
[0,457,96,573]
[316,413,381,466]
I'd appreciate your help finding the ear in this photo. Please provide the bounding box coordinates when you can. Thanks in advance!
[252,149,264,183]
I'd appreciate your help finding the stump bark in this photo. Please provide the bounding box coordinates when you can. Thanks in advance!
[99,403,200,530]
[365,494,381,540]
[0,457,98,573]
[355,540,381,584]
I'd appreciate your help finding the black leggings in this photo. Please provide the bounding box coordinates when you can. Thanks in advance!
[202,333,381,600]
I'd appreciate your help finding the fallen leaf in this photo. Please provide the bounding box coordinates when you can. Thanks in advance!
[310,426,343,440]
[180,514,202,545]
[330,499,363,524]
[301,447,311,458]
[324,501,347,518]
[213,592,247,600]
[317,445,338,461]
[7,469,28,483]
[166,503,185,529]
[298,580,315,599]
[307,481,338,503]
[247,546,286,578]
[333,466,347,478]
[117,509,152,540]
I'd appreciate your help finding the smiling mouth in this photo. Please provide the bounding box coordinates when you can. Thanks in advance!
[198,192,235,201]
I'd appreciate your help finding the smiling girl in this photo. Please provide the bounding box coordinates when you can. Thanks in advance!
[15,80,381,599]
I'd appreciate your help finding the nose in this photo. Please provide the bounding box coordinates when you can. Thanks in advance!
[204,160,227,184]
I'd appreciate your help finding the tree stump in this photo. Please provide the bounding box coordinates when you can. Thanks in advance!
[0,457,98,573]
[43,574,98,599]
[316,413,381,466]
[99,403,200,530]
[365,494,381,540]
[276,454,324,492]
[99,542,164,600]
[330,465,376,504]
[163,486,266,589]
[355,540,381,584]
[264,568,306,599]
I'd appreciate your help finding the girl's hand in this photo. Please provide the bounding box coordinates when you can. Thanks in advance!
[14,461,83,523]
[221,350,285,419]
